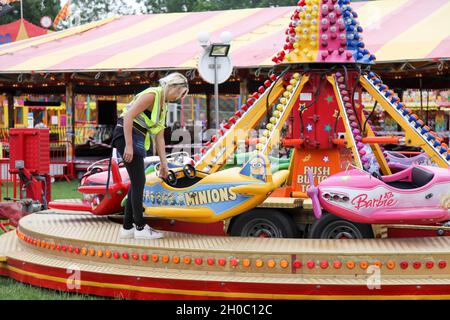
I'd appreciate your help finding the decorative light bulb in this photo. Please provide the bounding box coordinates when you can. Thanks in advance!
[197,31,210,46]
[220,31,233,44]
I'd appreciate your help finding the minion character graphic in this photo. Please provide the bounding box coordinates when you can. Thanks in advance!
[149,192,155,204]
[176,194,185,206]
[156,193,162,205]
[162,193,168,206]
[168,193,175,206]
[249,156,267,181]
[143,190,150,203]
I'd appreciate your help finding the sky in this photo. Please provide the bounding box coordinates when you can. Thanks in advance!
[60,0,144,10]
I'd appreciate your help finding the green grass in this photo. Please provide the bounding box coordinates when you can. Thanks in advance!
[50,179,82,200]
[1,179,114,300]
[0,277,110,300]
[1,179,81,202]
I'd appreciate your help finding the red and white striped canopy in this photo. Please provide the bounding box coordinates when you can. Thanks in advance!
[0,0,448,73]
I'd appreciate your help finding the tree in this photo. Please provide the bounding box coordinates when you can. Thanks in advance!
[0,0,60,26]
[70,0,142,26]
[0,0,374,28]
[140,0,296,13]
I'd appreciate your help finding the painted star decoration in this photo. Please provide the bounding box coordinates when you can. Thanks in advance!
[324,124,332,132]
[333,109,340,118]
[306,124,313,132]
[298,103,306,112]
[323,156,330,163]
[326,95,334,103]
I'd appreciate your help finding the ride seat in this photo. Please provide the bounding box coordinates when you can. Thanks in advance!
[383,167,434,189]
[411,167,434,187]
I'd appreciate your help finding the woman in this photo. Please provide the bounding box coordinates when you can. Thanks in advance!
[113,72,189,240]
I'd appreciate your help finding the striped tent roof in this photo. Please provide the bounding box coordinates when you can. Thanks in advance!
[0,0,448,73]
[0,19,51,45]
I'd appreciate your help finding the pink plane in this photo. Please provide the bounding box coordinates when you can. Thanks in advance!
[307,165,450,225]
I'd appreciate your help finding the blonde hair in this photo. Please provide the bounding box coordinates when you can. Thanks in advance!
[159,72,189,101]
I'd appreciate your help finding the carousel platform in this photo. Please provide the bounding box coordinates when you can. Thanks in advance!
[1,210,450,299]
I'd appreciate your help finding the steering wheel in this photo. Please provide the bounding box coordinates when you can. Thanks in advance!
[90,166,104,174]
[166,170,177,186]
[155,162,178,186]
[183,164,196,179]
[166,152,191,166]
[371,171,382,179]
[87,158,109,173]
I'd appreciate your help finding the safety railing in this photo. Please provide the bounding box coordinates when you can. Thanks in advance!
[50,140,75,182]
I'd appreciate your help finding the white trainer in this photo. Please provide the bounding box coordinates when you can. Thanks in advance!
[119,226,135,239]
[134,225,164,240]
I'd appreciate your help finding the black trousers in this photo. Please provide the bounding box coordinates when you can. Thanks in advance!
[113,135,146,229]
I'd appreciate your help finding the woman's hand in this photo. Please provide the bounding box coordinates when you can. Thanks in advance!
[159,162,169,179]
[123,144,134,163]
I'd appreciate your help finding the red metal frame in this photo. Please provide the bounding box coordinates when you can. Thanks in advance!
[3,257,450,300]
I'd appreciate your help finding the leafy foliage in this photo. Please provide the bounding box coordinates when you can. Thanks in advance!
[0,0,60,27]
